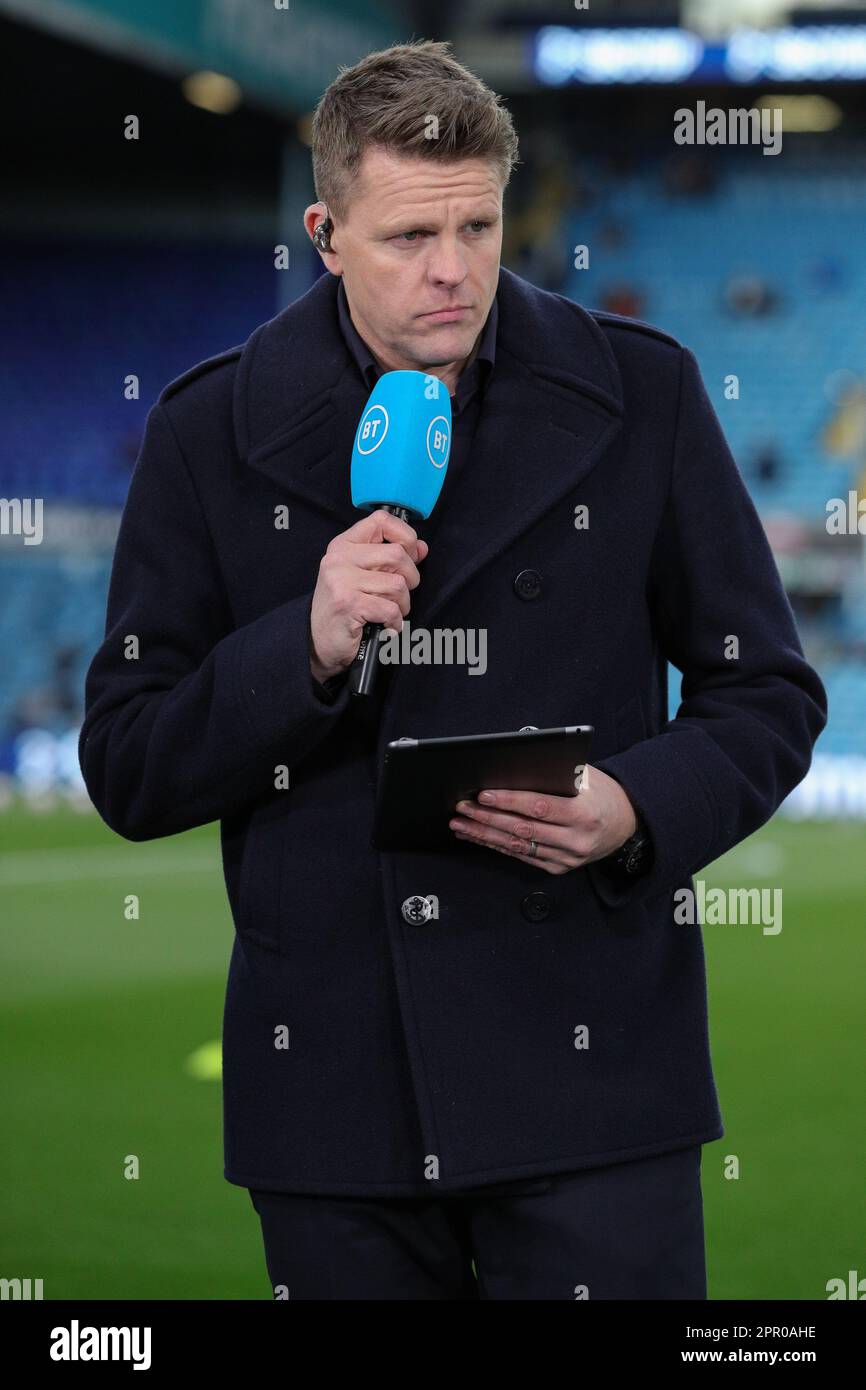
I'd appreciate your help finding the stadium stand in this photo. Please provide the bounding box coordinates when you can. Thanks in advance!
[2,163,865,780]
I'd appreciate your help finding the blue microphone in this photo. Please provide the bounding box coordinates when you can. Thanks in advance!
[349,370,452,696]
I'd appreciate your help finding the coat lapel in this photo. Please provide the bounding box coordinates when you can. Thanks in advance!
[234,265,625,621]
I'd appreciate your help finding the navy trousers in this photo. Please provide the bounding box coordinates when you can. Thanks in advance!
[248,1144,707,1300]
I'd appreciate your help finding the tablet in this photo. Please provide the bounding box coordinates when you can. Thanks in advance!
[371,724,593,852]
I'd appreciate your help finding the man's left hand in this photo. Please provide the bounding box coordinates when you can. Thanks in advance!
[448,766,638,875]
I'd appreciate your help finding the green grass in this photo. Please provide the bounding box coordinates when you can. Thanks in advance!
[1,807,863,1299]
[698,819,866,1299]
[0,810,261,1299]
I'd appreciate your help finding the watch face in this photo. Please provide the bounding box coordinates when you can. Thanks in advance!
[625,832,652,874]
[625,846,643,874]
[605,827,650,878]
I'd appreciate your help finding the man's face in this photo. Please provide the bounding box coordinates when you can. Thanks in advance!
[306,147,503,381]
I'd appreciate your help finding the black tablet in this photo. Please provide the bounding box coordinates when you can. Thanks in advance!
[371,724,593,852]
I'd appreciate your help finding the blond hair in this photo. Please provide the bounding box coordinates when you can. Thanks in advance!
[311,39,520,221]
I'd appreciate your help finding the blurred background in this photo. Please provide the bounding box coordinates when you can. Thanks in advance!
[1,0,863,1299]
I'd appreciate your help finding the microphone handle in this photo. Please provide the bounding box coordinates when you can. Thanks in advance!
[349,504,411,698]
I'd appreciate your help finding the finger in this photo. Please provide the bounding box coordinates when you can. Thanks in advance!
[351,592,408,632]
[489,788,584,822]
[474,788,581,825]
[345,509,428,561]
[355,567,411,617]
[506,852,574,875]
[452,799,579,853]
[348,543,422,587]
[460,836,581,875]
[449,814,584,869]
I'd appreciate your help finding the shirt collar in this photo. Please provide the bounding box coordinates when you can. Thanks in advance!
[336,276,497,409]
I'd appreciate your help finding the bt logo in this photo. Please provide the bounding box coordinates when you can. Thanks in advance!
[427,415,450,469]
[357,404,389,454]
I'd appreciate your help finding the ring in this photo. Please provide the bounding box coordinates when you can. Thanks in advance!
[529,839,538,857]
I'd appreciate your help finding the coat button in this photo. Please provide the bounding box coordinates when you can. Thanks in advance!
[401,895,434,925]
[513,568,542,600]
[521,890,552,923]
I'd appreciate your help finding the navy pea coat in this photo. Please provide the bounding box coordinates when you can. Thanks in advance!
[79,265,828,1196]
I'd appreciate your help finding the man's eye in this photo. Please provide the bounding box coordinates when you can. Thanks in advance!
[393,222,491,243]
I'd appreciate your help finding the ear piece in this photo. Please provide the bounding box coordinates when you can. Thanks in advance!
[313,206,333,252]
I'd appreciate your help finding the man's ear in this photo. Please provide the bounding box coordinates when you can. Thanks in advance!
[312,204,332,250]
[304,203,342,273]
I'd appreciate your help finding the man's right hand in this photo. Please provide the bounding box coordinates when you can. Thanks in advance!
[309,508,429,684]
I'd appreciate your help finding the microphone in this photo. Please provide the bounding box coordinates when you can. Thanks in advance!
[349,370,452,697]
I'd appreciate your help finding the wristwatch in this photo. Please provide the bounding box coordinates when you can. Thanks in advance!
[601,811,654,879]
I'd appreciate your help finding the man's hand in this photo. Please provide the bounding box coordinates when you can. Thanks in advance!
[309,509,429,683]
[448,766,638,875]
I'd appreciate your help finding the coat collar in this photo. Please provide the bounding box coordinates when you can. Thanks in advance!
[233,265,624,626]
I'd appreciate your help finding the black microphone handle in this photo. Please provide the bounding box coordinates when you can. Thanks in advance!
[349,504,412,698]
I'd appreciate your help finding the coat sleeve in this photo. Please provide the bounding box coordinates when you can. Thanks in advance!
[586,345,828,909]
[79,398,352,841]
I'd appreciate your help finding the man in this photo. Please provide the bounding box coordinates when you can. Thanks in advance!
[79,41,827,1300]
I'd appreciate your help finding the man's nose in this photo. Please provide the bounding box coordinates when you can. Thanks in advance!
[426,238,468,286]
